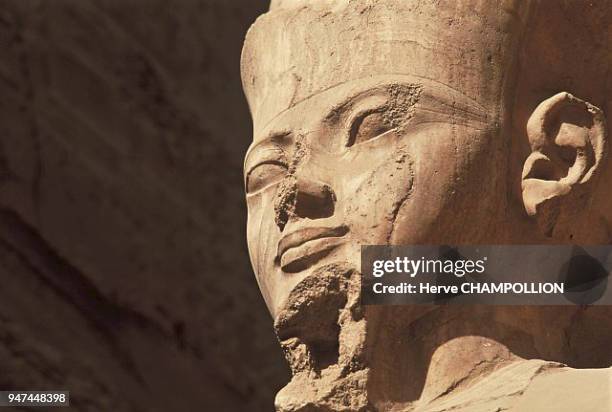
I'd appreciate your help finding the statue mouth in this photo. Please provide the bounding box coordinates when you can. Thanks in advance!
[277,225,349,273]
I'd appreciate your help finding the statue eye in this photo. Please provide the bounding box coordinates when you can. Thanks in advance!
[347,111,392,146]
[246,162,287,194]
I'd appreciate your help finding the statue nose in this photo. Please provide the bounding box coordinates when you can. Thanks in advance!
[274,176,336,231]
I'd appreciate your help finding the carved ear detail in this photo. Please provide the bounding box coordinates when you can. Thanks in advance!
[521,92,607,236]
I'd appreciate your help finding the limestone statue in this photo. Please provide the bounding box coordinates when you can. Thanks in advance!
[241,0,612,410]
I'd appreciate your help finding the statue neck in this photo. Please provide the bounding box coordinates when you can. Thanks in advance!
[364,305,610,406]
[417,336,517,404]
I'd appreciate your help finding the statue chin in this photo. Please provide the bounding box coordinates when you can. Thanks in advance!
[272,263,371,412]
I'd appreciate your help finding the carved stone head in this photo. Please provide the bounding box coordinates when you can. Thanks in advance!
[241,0,611,410]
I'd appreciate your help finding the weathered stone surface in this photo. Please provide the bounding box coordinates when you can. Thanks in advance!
[0,0,288,411]
[417,360,612,412]
[241,0,612,410]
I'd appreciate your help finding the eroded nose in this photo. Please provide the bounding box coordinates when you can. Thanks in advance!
[274,176,336,231]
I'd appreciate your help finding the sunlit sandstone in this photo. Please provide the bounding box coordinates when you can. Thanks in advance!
[242,1,612,410]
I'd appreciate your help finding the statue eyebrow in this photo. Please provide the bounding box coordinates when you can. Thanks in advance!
[256,76,489,134]
[244,132,290,173]
[323,82,488,128]
[324,88,387,123]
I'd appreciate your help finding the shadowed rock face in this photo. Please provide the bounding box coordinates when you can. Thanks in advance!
[241,0,612,411]
[0,1,289,411]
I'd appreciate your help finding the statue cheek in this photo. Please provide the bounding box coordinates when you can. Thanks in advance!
[246,189,280,273]
[344,149,415,244]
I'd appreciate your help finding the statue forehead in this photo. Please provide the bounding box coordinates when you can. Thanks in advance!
[241,0,530,134]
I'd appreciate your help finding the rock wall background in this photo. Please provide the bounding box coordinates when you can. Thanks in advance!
[0,0,289,411]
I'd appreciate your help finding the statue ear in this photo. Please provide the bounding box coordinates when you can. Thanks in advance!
[521,92,608,237]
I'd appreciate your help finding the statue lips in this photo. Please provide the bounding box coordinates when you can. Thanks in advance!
[277,225,349,273]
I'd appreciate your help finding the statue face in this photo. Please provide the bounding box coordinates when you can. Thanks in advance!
[241,2,612,410]
[244,74,501,317]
